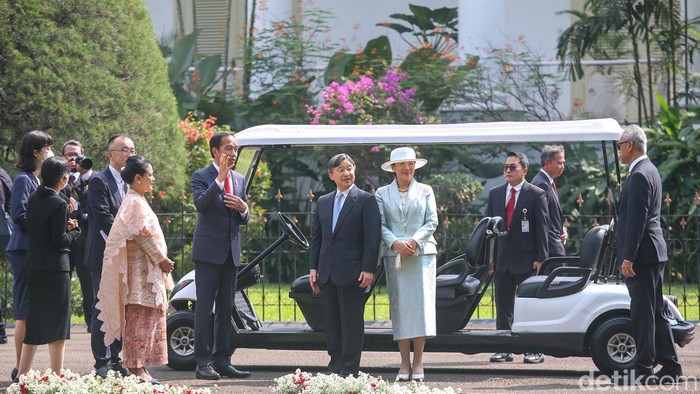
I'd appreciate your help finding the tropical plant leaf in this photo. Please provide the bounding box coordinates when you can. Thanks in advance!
[168,30,199,82]
[196,55,222,93]
[375,22,412,35]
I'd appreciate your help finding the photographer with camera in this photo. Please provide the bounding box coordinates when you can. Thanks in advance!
[62,140,94,331]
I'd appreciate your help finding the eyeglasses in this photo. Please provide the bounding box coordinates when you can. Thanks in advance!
[503,164,520,172]
[111,147,137,155]
[617,140,630,149]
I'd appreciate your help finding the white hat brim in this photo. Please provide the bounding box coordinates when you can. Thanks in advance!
[381,158,428,172]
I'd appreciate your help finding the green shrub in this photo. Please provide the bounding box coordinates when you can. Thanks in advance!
[0,0,185,193]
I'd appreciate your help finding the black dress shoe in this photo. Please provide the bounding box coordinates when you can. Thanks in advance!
[489,353,513,362]
[11,367,18,381]
[195,365,221,380]
[654,368,685,384]
[523,353,545,364]
[111,363,130,377]
[95,365,109,379]
[214,364,251,379]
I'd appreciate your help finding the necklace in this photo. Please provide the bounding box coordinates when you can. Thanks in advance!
[398,187,409,192]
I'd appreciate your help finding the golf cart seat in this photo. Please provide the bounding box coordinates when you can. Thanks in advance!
[436,217,499,333]
[289,275,325,331]
[538,224,609,274]
[516,224,609,299]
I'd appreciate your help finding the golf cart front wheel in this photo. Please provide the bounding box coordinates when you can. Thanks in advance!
[167,311,196,371]
[590,317,637,375]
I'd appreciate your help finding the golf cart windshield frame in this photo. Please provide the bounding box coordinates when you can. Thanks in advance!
[233,118,623,196]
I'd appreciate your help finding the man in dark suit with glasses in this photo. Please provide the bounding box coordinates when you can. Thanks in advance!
[86,134,136,378]
[486,152,548,364]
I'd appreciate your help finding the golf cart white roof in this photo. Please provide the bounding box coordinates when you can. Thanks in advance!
[235,118,622,147]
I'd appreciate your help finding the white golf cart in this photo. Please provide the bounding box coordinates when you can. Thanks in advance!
[166,119,695,375]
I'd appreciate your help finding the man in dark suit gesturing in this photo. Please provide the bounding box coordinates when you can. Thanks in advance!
[531,145,568,270]
[86,134,136,378]
[309,153,381,377]
[617,125,683,384]
[191,132,250,380]
[486,152,548,364]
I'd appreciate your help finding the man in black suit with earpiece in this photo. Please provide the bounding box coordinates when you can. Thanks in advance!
[486,151,548,364]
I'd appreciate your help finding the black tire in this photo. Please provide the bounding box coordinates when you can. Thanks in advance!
[167,311,196,371]
[590,317,638,375]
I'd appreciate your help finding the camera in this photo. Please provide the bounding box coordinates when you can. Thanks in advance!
[75,155,93,170]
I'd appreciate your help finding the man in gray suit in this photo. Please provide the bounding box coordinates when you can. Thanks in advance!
[531,145,568,271]
[486,152,548,364]
[309,153,381,377]
[86,134,136,378]
[617,125,683,384]
[191,132,250,380]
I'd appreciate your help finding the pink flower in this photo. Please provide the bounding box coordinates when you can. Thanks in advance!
[385,97,395,104]
[343,102,355,113]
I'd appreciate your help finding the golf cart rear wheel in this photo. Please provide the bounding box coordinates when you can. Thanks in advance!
[590,317,637,375]
[167,311,196,371]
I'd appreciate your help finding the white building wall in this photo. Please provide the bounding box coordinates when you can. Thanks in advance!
[144,0,176,41]
[459,0,573,119]
[295,0,459,61]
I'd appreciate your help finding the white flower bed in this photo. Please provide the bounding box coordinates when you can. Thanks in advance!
[7,369,212,394]
[272,370,461,394]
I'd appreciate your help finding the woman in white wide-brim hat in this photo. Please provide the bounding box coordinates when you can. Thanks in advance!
[376,147,438,383]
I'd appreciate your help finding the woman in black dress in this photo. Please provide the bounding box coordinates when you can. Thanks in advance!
[16,157,80,380]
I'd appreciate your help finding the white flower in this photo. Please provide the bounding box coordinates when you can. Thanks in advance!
[271,369,460,394]
[7,369,212,394]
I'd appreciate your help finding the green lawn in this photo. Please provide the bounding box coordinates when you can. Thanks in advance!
[244,282,700,322]
[50,281,700,325]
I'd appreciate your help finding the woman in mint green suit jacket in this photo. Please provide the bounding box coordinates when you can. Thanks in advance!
[375,147,438,383]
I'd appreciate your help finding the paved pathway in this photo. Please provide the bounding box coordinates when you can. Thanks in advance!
[1,323,698,393]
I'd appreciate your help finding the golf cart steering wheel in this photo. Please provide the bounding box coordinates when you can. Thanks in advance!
[277,212,309,249]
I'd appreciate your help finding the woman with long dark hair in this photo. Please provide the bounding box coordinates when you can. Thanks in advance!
[6,130,54,381]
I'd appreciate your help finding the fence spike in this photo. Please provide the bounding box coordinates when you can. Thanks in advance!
[276,189,283,202]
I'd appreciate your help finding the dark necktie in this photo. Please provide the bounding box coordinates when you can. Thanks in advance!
[552,181,558,197]
[505,187,516,230]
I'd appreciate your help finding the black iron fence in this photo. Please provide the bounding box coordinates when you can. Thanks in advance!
[2,204,699,323]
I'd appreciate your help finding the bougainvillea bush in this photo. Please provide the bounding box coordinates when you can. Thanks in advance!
[307,70,432,125]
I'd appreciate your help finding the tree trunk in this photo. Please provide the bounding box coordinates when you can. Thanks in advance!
[631,34,647,124]
[644,1,655,125]
[242,0,257,99]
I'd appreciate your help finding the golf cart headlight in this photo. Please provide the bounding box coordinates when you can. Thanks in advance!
[171,279,193,298]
